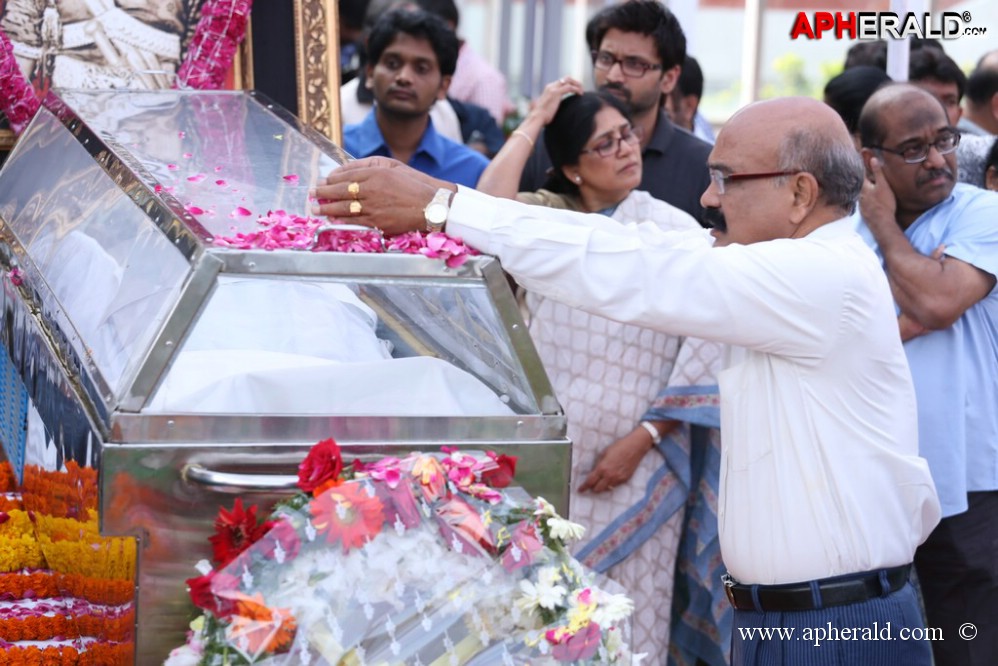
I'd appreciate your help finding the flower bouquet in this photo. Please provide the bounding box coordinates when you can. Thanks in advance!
[165,439,638,665]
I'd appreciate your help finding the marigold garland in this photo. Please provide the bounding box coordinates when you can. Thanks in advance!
[0,641,133,665]
[0,571,134,605]
[0,610,134,642]
[20,463,98,520]
[0,461,16,493]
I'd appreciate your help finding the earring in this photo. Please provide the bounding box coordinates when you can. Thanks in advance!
[574,175,582,183]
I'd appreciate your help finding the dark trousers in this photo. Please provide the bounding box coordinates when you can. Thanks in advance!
[731,582,931,666]
[914,490,998,666]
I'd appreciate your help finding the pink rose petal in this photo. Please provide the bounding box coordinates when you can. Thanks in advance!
[187,173,207,183]
[282,174,300,183]
[167,164,179,171]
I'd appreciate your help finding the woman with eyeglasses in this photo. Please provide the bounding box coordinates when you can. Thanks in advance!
[478,77,721,661]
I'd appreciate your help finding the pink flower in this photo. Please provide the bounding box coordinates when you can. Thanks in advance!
[548,621,602,661]
[366,457,403,488]
[500,520,543,571]
[0,33,40,134]
[8,268,23,286]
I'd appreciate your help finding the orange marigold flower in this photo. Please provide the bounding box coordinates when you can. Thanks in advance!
[227,592,297,655]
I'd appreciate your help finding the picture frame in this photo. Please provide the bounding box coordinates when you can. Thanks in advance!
[0,0,342,151]
[292,0,344,144]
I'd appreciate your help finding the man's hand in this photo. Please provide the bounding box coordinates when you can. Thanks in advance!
[311,158,456,237]
[859,156,899,234]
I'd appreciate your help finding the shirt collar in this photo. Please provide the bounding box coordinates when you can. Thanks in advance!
[352,110,448,167]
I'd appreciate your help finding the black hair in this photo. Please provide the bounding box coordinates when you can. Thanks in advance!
[823,66,892,134]
[909,47,967,100]
[366,8,459,77]
[676,55,704,98]
[585,0,686,72]
[542,91,633,195]
[985,137,998,188]
[966,67,998,107]
[416,0,459,28]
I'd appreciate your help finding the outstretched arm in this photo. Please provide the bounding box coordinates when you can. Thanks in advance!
[477,77,583,199]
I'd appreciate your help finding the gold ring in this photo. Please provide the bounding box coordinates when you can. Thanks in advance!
[349,200,363,215]
[347,181,360,199]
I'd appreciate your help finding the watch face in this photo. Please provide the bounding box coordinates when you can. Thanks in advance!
[426,202,447,224]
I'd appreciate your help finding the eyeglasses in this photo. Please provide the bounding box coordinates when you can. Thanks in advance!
[591,50,663,78]
[708,168,799,194]
[868,130,961,164]
[580,126,643,158]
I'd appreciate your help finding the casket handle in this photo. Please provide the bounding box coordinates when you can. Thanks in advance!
[182,463,299,493]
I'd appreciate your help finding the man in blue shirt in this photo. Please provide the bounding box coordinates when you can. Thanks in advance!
[857,83,998,666]
[342,9,488,189]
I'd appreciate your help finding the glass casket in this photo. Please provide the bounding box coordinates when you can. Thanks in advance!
[0,90,569,663]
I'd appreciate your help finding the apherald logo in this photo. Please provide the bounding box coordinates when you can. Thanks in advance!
[789,11,985,40]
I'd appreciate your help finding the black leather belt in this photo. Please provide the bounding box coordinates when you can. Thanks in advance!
[724,564,912,612]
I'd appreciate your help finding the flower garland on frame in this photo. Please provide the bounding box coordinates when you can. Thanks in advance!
[167,438,639,665]
[175,0,253,90]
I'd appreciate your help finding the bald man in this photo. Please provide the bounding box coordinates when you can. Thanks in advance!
[857,83,998,666]
[314,96,940,664]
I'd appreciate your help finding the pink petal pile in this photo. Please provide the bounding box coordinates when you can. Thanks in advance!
[212,210,478,268]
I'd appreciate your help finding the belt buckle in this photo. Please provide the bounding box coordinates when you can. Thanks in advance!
[722,573,737,607]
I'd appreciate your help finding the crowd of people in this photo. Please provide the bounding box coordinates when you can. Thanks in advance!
[329,2,998,665]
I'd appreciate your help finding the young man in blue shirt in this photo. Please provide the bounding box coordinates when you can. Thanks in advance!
[342,9,488,189]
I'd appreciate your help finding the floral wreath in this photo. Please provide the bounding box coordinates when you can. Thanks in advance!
[166,438,638,665]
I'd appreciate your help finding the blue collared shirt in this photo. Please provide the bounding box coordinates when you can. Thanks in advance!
[855,183,998,517]
[343,111,489,188]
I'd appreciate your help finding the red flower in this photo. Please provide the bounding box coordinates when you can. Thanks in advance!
[186,570,239,617]
[310,482,385,553]
[210,498,274,567]
[298,438,345,493]
[482,452,518,488]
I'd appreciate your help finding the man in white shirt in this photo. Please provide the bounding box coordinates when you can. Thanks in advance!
[313,96,940,666]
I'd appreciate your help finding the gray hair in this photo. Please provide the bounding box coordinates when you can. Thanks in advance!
[776,130,865,214]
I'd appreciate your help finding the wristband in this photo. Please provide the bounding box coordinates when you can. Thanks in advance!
[639,420,662,445]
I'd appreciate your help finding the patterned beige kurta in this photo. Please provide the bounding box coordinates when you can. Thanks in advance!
[520,189,701,663]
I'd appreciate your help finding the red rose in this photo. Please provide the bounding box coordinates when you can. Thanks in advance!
[297,438,345,493]
[186,571,239,618]
[481,452,517,488]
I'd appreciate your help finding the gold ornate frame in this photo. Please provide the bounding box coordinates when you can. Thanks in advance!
[293,0,343,145]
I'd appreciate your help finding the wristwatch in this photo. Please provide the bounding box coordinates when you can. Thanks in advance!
[423,187,452,233]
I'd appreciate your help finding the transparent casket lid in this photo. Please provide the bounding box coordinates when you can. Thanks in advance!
[0,90,553,423]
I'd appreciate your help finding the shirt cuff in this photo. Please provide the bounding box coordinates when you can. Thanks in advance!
[449,186,499,256]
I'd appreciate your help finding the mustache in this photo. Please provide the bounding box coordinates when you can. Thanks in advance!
[917,168,954,186]
[598,83,632,102]
[702,207,727,232]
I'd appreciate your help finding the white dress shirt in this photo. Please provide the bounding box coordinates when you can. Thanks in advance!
[447,188,941,585]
